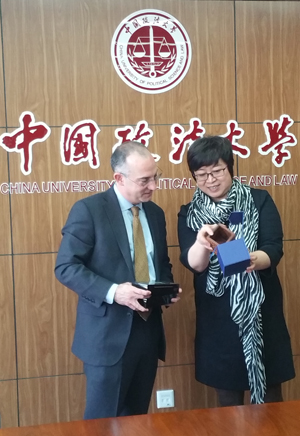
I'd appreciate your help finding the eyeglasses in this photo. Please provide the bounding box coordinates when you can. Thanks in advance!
[194,166,227,182]
[121,170,162,187]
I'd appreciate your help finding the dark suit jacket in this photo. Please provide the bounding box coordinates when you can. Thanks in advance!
[55,187,173,366]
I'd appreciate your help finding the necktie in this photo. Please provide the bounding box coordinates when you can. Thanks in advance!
[131,206,150,283]
[131,206,151,321]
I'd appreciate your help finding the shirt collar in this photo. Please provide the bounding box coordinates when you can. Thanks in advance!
[113,184,143,212]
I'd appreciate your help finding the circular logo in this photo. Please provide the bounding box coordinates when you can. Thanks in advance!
[111,10,192,94]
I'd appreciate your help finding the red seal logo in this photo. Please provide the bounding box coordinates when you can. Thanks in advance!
[111,10,192,94]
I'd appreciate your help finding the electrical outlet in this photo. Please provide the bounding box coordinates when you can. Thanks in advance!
[156,389,175,408]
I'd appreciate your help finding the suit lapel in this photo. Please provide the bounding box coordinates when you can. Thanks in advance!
[102,188,134,277]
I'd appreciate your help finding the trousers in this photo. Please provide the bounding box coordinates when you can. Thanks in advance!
[83,309,161,418]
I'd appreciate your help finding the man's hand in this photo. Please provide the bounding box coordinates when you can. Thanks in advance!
[170,287,182,304]
[114,282,151,312]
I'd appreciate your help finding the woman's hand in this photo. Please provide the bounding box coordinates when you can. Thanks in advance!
[196,224,219,251]
[188,224,219,272]
[246,251,271,273]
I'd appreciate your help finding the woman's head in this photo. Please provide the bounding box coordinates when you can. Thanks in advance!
[187,136,234,177]
[187,136,234,202]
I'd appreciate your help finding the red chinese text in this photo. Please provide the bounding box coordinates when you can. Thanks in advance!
[113,120,158,160]
[60,120,100,168]
[258,114,297,167]
[169,118,205,164]
[221,120,250,158]
[0,111,51,175]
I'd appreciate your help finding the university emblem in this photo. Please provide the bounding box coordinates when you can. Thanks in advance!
[111,9,192,94]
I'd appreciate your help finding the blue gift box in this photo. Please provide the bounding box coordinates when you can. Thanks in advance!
[217,238,250,277]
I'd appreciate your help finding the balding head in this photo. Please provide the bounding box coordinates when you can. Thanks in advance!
[111,141,152,175]
[112,142,158,204]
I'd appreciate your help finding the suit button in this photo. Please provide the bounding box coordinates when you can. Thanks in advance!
[127,312,132,316]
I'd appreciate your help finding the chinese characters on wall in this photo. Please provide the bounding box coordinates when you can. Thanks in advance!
[0,111,297,176]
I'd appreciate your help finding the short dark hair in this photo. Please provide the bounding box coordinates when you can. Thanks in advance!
[111,141,150,174]
[187,136,234,178]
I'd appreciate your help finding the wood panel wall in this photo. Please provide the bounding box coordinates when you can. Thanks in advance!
[0,0,299,428]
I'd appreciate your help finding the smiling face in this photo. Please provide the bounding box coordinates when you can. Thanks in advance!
[114,151,158,204]
[194,159,233,202]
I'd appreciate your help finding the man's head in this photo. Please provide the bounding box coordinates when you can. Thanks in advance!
[111,141,160,204]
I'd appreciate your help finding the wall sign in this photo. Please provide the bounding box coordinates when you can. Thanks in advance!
[111,9,192,94]
[0,112,297,194]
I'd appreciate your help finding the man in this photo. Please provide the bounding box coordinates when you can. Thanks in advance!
[55,141,179,419]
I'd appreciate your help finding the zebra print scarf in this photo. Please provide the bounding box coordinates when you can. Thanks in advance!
[187,178,266,404]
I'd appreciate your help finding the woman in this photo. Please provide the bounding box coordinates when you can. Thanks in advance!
[178,136,295,406]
